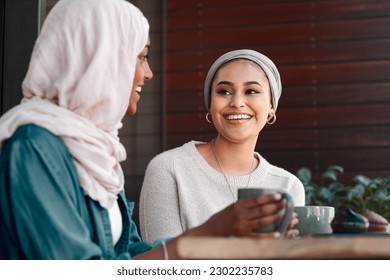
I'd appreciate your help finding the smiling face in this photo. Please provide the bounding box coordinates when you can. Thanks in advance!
[209,59,274,142]
[127,38,153,116]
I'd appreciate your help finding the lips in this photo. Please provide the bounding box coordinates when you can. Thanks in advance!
[225,114,252,120]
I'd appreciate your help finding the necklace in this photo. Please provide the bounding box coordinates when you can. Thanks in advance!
[211,139,256,202]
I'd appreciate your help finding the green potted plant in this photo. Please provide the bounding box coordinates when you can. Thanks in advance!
[296,165,390,233]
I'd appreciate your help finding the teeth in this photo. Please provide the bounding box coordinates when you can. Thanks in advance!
[226,114,251,120]
[136,86,142,93]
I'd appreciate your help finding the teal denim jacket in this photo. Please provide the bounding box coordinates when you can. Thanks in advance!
[0,125,153,259]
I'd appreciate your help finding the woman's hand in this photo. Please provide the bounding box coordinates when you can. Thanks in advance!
[186,193,287,238]
[136,194,297,260]
[284,213,299,239]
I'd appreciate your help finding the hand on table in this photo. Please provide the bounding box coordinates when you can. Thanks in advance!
[189,193,288,238]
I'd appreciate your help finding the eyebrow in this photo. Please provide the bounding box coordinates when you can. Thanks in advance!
[216,81,263,87]
[216,81,233,86]
[244,81,262,87]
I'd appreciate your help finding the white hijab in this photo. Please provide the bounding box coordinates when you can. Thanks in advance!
[0,0,149,209]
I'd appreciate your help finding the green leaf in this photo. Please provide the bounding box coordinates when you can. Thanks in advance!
[348,184,365,200]
[329,182,344,193]
[305,192,315,205]
[353,175,372,187]
[296,167,311,185]
[375,189,390,201]
[321,170,338,182]
[326,165,344,173]
[304,185,316,205]
[317,187,332,205]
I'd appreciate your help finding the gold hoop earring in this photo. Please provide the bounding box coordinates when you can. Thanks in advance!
[267,113,276,125]
[206,112,212,123]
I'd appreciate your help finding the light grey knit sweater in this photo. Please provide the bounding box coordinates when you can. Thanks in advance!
[139,141,305,244]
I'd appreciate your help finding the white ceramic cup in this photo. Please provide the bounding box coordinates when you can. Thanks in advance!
[294,206,335,236]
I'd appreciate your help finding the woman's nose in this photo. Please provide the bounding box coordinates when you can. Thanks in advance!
[144,62,153,80]
[229,93,245,108]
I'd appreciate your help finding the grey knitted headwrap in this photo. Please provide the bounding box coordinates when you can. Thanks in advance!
[204,49,282,111]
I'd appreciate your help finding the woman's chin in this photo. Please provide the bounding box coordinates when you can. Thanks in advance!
[127,106,137,116]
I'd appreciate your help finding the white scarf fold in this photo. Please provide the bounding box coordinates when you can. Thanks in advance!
[0,0,149,209]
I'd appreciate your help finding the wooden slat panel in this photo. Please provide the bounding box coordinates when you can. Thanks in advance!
[166,70,205,92]
[166,60,390,92]
[167,38,390,71]
[281,60,390,86]
[167,18,390,51]
[262,149,390,174]
[166,0,315,11]
[166,104,390,133]
[166,82,390,113]
[166,126,390,151]
[272,104,390,129]
[167,89,204,113]
[167,2,314,31]
[314,0,390,21]
[258,126,390,150]
[167,0,390,31]
[263,148,390,174]
[281,82,390,108]
[167,23,314,51]
[167,112,210,133]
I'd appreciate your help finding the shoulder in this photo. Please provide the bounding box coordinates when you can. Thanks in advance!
[11,124,54,139]
[146,140,201,169]
[1,124,80,199]
[2,124,75,178]
[5,124,67,153]
[259,155,302,185]
[258,155,305,205]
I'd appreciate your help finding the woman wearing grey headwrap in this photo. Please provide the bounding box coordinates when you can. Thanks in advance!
[140,49,305,245]
[204,49,282,119]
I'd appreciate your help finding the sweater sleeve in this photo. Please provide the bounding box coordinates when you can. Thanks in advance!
[139,153,184,244]
[290,176,306,207]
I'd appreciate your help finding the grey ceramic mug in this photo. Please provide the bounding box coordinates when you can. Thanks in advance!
[294,206,335,236]
[237,188,294,236]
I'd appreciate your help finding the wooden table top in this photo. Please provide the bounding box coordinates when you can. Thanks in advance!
[177,234,390,259]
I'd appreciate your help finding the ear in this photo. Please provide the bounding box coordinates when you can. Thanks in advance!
[268,104,275,116]
[267,106,277,124]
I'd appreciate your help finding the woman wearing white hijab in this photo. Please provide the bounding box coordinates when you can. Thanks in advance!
[0,0,292,260]
[140,50,305,245]
[0,0,153,259]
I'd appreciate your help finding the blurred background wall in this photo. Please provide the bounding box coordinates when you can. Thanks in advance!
[165,0,390,182]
